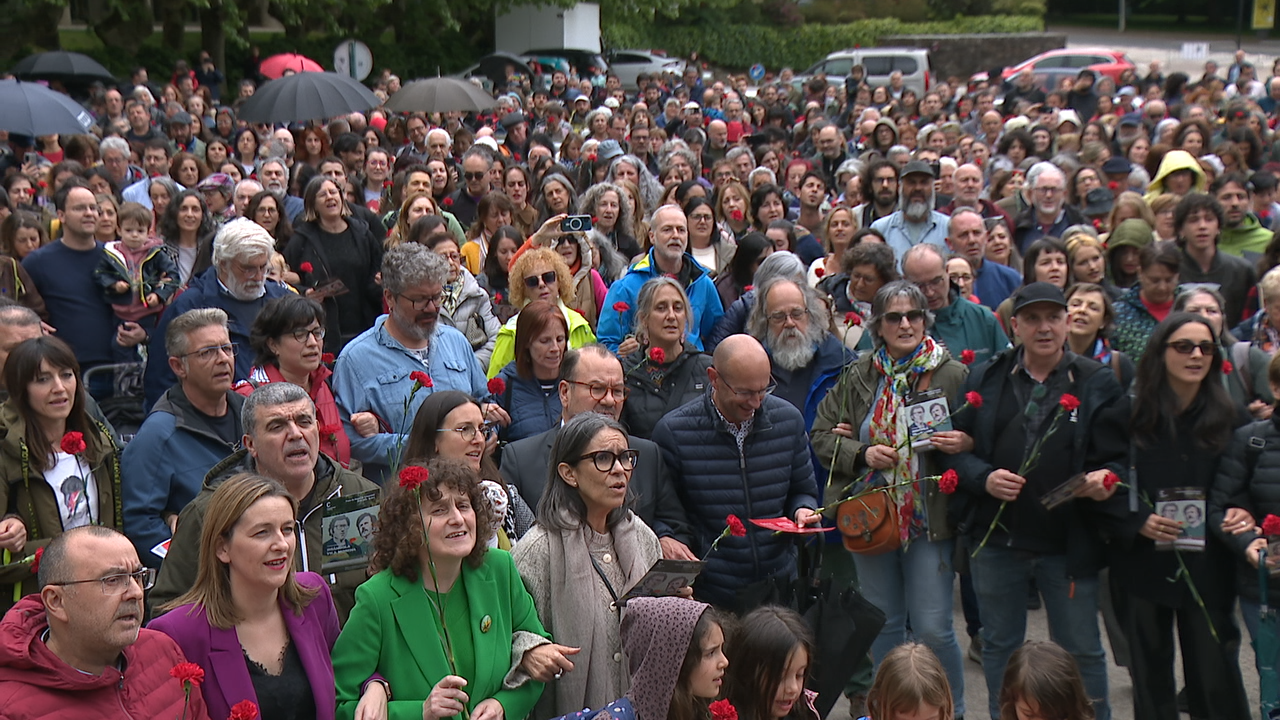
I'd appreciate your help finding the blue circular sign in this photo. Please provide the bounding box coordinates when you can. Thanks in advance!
[749,63,765,81]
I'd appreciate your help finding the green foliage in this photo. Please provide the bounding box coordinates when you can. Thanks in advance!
[603,15,1043,71]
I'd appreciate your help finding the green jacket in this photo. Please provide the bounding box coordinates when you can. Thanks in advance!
[1219,213,1274,259]
[332,551,548,720]
[932,293,1010,367]
[810,351,968,542]
[149,448,380,622]
[0,403,120,606]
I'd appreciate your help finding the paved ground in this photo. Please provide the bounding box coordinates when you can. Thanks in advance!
[1053,22,1280,76]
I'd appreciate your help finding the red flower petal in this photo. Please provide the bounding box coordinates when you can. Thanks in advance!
[710,699,739,720]
[938,469,959,494]
[410,370,433,387]
[30,547,43,575]
[731,210,744,221]
[844,311,862,326]
[59,432,86,455]
[298,262,314,273]
[1263,514,1280,536]
[612,301,630,313]
[321,352,335,364]
[443,197,454,207]
[170,662,205,686]
[960,349,976,365]
[488,377,507,395]
[229,700,260,720]
[648,347,666,364]
[726,514,746,537]
[1223,360,1234,375]
[814,267,825,278]
[965,391,983,409]
[1058,393,1081,412]
[1102,471,1122,491]
[399,465,429,490]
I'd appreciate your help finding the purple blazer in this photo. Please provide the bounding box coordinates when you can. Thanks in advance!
[148,571,341,720]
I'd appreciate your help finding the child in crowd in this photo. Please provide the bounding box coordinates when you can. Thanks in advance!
[999,641,1095,720]
[550,596,728,720]
[725,605,820,720]
[863,643,954,720]
[93,201,179,336]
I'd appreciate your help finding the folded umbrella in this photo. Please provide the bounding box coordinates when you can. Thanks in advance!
[0,79,95,136]
[385,77,495,114]
[236,72,382,125]
[1259,550,1279,719]
[9,51,115,83]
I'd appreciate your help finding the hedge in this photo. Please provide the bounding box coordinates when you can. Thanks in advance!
[602,15,1044,72]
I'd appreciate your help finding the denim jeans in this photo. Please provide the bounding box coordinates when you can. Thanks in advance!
[970,546,1110,720]
[853,538,965,718]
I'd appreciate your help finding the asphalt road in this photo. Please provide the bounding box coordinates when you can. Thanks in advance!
[1053,22,1280,76]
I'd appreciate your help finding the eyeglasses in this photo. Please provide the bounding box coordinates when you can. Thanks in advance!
[437,422,498,442]
[181,343,237,362]
[399,292,443,310]
[567,379,630,401]
[464,171,487,181]
[1166,340,1216,356]
[524,270,558,288]
[1034,186,1064,195]
[912,275,947,293]
[690,214,714,223]
[576,449,640,472]
[767,308,809,325]
[882,310,927,325]
[719,377,777,399]
[290,326,326,343]
[48,568,156,595]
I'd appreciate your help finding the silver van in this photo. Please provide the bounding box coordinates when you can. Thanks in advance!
[797,48,933,96]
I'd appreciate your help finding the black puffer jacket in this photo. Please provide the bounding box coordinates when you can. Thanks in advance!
[620,348,712,440]
[1210,411,1280,603]
[651,393,819,609]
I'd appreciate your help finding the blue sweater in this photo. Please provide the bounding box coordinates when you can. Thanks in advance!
[22,240,116,368]
[494,362,561,443]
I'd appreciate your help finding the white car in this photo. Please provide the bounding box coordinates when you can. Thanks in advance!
[608,50,685,90]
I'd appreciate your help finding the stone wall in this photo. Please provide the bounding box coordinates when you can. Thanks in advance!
[878,32,1066,82]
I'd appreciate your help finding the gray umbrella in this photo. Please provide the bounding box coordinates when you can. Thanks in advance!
[10,51,115,83]
[0,79,95,136]
[236,71,382,124]
[385,77,496,114]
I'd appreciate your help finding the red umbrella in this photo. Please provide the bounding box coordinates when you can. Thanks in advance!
[259,53,324,80]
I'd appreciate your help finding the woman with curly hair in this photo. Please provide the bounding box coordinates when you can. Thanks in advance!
[331,458,574,720]
[487,247,595,377]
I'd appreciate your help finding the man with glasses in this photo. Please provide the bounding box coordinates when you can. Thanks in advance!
[903,244,1009,367]
[870,160,950,263]
[1013,162,1084,253]
[125,307,245,569]
[151,382,379,621]
[652,334,820,608]
[333,243,505,482]
[0,526,211,718]
[395,114,432,165]
[144,219,291,408]
[501,344,695,560]
[942,282,1121,720]
[446,147,494,230]
[746,276,851,419]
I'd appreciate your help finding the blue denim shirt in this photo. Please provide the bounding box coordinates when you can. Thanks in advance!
[332,315,487,479]
[869,210,951,265]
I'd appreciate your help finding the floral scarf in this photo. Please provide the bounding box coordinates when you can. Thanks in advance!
[868,336,947,544]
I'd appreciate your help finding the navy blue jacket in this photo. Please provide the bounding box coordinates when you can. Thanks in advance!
[494,362,562,443]
[651,393,819,608]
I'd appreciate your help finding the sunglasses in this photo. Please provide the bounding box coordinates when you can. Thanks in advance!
[523,270,557,288]
[1166,340,1215,356]
[464,171,487,181]
[882,309,926,325]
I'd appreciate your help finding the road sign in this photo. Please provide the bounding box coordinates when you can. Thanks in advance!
[749,63,765,82]
[1255,0,1275,30]
[334,40,373,81]
[1180,42,1209,59]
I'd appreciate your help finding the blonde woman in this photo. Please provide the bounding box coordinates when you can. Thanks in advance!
[487,247,595,377]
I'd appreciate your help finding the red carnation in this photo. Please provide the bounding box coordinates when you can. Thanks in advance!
[29,547,42,574]
[844,312,862,326]
[587,153,598,162]
[170,662,205,686]
[1223,360,1234,375]
[649,347,666,364]
[399,465,429,490]
[938,469,959,495]
[410,370,433,387]
[298,262,314,273]
[1263,514,1280,536]
[612,301,630,313]
[443,197,454,207]
[960,349,976,365]
[383,179,394,188]
[744,284,754,291]
[726,514,746,537]
[320,423,342,437]
[1058,393,1081,412]
[1103,471,1122,491]
[321,352,335,364]
[1092,219,1102,230]
[494,293,504,304]
[591,216,599,224]
[37,180,47,189]
[710,699,739,720]
[59,432,86,455]
[965,391,984,408]
[815,267,825,278]
[229,700,260,720]
[1107,180,1120,191]
[731,210,744,222]
[488,377,507,395]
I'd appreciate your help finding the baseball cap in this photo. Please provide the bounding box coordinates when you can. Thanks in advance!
[1056,109,1082,128]
[168,111,193,126]
[1102,157,1133,175]
[683,101,701,111]
[1010,282,1068,316]
[604,97,620,109]
[901,160,936,179]
[500,111,526,129]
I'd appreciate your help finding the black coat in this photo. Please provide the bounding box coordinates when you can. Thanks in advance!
[620,349,713,440]
[1210,411,1280,603]
[284,217,385,353]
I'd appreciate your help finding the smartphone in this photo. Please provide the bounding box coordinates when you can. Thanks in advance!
[560,215,593,233]
[22,152,38,167]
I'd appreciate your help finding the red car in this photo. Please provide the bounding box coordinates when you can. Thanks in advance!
[969,48,1135,91]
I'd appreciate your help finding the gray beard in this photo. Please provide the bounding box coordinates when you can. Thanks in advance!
[905,198,931,222]
[768,325,821,371]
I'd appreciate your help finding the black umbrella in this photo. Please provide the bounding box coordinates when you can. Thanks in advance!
[10,51,115,83]
[0,79,95,136]
[236,71,382,124]
[385,77,495,114]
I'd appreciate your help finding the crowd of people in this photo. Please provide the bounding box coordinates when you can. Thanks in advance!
[2,47,1280,720]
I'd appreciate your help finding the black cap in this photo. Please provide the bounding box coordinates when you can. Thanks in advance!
[500,111,526,129]
[1102,156,1132,175]
[901,160,935,179]
[1010,282,1068,316]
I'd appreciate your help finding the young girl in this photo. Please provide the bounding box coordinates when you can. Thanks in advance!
[863,643,953,720]
[725,606,820,720]
[551,596,728,720]
[999,642,1095,720]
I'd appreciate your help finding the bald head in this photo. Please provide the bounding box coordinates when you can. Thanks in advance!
[710,335,771,424]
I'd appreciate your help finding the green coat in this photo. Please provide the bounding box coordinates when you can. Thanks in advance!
[810,351,968,542]
[332,549,548,720]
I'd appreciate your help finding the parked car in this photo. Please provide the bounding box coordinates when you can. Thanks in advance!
[608,49,685,90]
[521,49,610,84]
[969,48,1135,91]
[793,48,933,97]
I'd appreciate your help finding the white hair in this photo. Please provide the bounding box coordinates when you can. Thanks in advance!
[212,218,275,267]
[100,136,130,158]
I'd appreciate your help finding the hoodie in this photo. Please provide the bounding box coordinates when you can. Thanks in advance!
[622,597,711,720]
[0,596,212,720]
[1219,211,1275,259]
[1105,218,1155,289]
[1143,150,1207,202]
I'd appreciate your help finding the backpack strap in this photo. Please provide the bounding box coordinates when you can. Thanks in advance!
[1246,433,1267,484]
[1231,341,1255,399]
